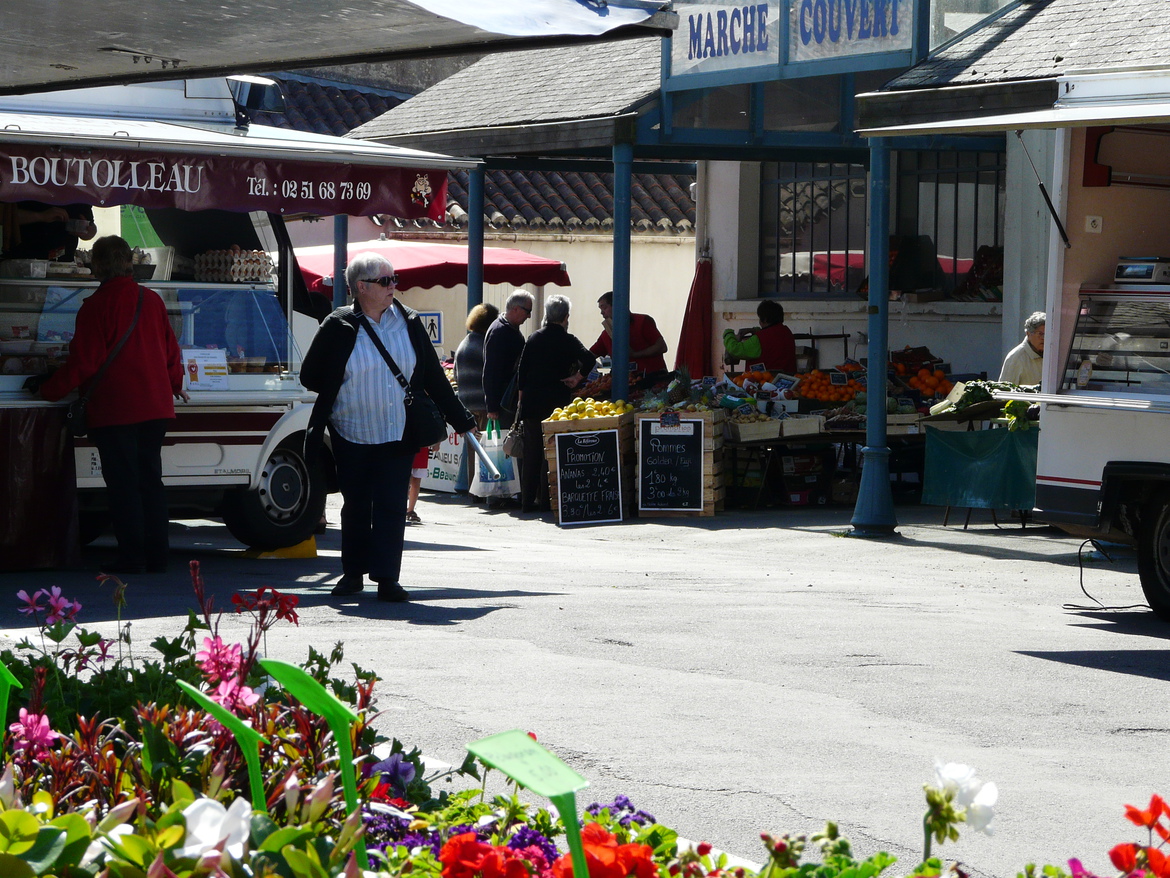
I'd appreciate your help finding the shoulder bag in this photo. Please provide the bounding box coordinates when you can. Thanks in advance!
[359,314,449,448]
[502,419,524,458]
[68,286,145,438]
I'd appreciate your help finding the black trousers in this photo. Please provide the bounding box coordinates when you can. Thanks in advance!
[519,418,550,511]
[90,419,169,568]
[331,431,414,584]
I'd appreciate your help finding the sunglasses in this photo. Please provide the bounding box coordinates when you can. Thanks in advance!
[362,275,398,287]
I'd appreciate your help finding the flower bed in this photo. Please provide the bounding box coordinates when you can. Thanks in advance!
[0,564,1162,878]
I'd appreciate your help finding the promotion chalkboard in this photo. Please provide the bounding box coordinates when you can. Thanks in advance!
[639,418,704,511]
[554,430,623,526]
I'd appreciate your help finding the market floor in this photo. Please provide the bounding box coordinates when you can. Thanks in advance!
[0,490,1159,878]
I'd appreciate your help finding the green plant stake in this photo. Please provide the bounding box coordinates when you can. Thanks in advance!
[468,730,590,878]
[259,658,368,868]
[0,658,21,750]
[175,680,270,812]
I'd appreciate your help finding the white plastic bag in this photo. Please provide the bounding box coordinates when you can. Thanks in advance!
[470,420,520,498]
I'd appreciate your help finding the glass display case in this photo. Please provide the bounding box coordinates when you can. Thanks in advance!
[0,278,289,385]
[1063,289,1170,395]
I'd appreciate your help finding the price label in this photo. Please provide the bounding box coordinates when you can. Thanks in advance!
[702,376,717,387]
[736,403,755,416]
[830,371,849,386]
[855,374,867,387]
[660,411,681,427]
[755,389,776,400]
[748,362,767,372]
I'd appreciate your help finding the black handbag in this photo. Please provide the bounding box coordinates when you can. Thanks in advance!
[359,315,449,448]
[68,286,145,438]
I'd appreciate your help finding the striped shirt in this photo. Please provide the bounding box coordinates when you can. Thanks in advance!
[330,305,417,445]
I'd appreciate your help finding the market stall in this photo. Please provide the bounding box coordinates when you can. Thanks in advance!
[0,78,475,567]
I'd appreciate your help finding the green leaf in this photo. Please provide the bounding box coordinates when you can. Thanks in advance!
[282,844,330,878]
[258,826,316,853]
[107,831,156,868]
[251,812,279,846]
[44,621,76,644]
[19,826,67,873]
[0,810,41,854]
[0,853,35,878]
[48,812,93,870]
[169,779,196,809]
[75,628,104,648]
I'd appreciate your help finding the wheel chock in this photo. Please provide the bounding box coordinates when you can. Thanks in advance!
[242,537,318,559]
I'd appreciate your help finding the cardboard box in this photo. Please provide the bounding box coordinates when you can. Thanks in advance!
[781,453,824,474]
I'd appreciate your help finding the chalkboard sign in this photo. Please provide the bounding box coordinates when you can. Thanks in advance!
[639,418,704,512]
[555,430,623,526]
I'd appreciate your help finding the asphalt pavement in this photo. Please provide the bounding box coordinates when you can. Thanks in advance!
[2,491,1167,878]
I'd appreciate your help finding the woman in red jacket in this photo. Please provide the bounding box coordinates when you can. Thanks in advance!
[37,235,188,573]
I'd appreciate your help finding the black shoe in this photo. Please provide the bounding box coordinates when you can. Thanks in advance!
[376,581,411,602]
[331,574,364,596]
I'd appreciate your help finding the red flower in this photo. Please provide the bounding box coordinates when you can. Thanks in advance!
[1109,844,1138,873]
[1147,847,1170,878]
[1125,796,1167,829]
[696,843,713,858]
[551,823,656,878]
[440,833,531,878]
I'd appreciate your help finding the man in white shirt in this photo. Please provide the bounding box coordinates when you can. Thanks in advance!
[1000,311,1045,386]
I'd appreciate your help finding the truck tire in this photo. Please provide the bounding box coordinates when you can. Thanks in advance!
[1137,494,1170,621]
[221,437,326,550]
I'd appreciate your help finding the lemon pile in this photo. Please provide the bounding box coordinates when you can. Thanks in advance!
[547,397,635,421]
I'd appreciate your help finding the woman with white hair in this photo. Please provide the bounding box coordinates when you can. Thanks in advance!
[301,251,476,601]
[515,294,596,512]
[999,311,1045,386]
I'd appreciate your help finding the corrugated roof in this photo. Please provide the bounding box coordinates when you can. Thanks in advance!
[260,70,694,233]
[348,40,661,142]
[885,0,1167,91]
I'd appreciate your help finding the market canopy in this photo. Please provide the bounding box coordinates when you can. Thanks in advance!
[0,0,676,97]
[0,108,475,219]
[296,239,571,292]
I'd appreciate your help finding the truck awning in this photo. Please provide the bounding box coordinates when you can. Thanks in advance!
[858,100,1170,137]
[0,111,478,218]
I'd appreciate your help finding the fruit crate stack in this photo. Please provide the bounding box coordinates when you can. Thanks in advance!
[634,409,726,518]
[541,411,637,516]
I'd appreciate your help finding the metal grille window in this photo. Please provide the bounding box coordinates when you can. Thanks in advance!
[894,150,1005,301]
[759,161,868,298]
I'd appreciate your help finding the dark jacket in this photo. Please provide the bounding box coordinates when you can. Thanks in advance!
[482,315,524,413]
[301,301,475,463]
[516,323,596,423]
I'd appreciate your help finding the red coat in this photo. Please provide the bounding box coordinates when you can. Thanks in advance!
[42,275,183,428]
[590,312,667,374]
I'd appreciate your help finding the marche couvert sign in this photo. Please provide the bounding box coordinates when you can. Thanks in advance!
[669,0,912,79]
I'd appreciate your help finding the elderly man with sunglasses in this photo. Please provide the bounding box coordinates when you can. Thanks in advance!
[301,252,476,602]
[482,291,534,430]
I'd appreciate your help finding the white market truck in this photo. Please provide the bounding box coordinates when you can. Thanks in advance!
[0,79,472,558]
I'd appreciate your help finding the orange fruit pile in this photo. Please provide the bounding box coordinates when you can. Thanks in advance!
[906,368,954,398]
[794,369,861,402]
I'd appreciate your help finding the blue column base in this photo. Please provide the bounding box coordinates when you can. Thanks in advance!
[850,445,899,535]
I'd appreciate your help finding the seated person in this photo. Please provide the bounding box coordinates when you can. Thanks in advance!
[722,300,797,374]
[588,290,668,375]
[5,202,96,261]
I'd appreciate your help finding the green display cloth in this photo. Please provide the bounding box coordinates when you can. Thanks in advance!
[922,425,1038,511]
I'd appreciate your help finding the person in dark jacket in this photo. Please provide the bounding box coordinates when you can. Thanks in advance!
[482,291,533,428]
[516,294,595,512]
[301,252,475,601]
[455,302,499,430]
[34,235,188,573]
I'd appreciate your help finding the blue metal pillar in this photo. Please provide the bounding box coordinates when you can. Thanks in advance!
[851,139,898,535]
[611,142,633,403]
[332,215,348,309]
[467,166,486,312]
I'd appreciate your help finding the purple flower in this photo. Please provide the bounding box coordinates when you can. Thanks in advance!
[371,752,417,796]
[586,796,656,827]
[508,826,559,864]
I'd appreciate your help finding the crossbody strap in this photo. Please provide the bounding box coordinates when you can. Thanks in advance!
[358,312,416,406]
[81,285,145,402]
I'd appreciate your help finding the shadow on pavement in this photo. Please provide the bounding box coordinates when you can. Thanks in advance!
[1017,647,1170,681]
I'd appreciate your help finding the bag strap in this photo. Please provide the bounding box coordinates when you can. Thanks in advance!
[80,285,144,402]
[358,312,416,406]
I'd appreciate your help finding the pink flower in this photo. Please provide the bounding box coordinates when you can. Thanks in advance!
[16,589,46,616]
[8,708,60,757]
[208,678,260,713]
[196,636,243,686]
[44,587,81,624]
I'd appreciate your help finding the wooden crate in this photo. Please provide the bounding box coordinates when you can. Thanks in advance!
[634,410,726,518]
[780,414,825,437]
[727,418,782,442]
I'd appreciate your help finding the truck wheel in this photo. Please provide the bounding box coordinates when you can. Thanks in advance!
[221,438,326,550]
[1137,495,1170,621]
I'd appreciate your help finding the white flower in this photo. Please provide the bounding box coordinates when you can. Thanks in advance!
[81,823,134,866]
[965,781,998,835]
[933,759,982,807]
[178,796,252,860]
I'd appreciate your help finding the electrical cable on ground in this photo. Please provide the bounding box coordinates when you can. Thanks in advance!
[1062,538,1150,612]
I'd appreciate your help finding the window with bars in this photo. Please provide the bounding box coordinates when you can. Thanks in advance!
[757,150,1006,301]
